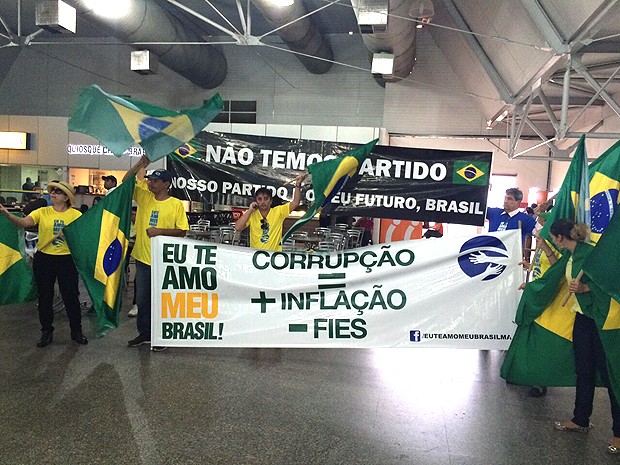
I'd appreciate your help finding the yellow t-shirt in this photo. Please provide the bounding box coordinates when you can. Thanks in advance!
[29,206,82,255]
[248,203,290,251]
[531,239,559,280]
[565,256,583,315]
[131,179,189,265]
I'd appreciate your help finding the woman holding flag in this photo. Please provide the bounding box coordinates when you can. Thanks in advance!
[549,219,620,454]
[0,181,87,348]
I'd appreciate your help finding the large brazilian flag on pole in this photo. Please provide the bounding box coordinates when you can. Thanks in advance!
[0,215,36,305]
[64,176,135,330]
[502,137,620,394]
[68,85,223,162]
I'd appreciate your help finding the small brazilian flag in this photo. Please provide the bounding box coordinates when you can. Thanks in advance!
[174,141,200,159]
[63,176,135,330]
[452,161,489,185]
[69,85,223,162]
[0,215,36,305]
[282,139,378,244]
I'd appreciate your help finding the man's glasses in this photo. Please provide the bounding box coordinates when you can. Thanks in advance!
[50,188,65,195]
[261,219,269,231]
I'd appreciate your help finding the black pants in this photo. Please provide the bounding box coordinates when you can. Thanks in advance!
[572,312,620,436]
[33,252,82,334]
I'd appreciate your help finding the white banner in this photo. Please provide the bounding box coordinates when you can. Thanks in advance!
[151,230,521,349]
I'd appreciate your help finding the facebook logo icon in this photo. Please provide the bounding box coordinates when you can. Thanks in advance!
[409,330,421,342]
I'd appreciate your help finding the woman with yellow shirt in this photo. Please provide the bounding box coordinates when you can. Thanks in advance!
[550,219,620,454]
[0,181,87,348]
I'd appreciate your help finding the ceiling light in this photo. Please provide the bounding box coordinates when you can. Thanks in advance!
[84,0,130,19]
[131,50,159,75]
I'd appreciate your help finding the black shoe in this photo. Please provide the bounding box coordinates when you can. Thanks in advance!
[127,333,151,347]
[151,346,168,352]
[528,386,548,397]
[37,331,53,348]
[71,332,88,345]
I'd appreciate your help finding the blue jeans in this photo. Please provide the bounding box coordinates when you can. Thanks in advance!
[135,260,152,337]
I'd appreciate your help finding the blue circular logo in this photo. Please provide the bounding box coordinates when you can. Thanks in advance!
[590,189,618,234]
[458,236,509,281]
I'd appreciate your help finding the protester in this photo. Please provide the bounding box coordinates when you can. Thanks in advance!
[487,187,536,259]
[123,157,188,350]
[0,181,87,347]
[550,219,620,454]
[235,173,307,251]
[102,175,118,195]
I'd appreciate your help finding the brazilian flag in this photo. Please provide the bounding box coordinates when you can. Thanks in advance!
[539,135,592,242]
[500,254,579,386]
[0,215,36,305]
[502,136,620,396]
[583,202,620,401]
[281,139,378,244]
[69,85,223,162]
[452,160,489,185]
[63,176,135,330]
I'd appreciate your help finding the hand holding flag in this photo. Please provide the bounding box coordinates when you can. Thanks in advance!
[282,139,378,244]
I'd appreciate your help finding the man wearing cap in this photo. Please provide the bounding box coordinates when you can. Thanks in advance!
[102,175,118,195]
[123,156,189,350]
[0,181,87,347]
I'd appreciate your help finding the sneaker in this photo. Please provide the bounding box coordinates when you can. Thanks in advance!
[127,333,150,347]
[128,304,138,317]
[151,346,168,352]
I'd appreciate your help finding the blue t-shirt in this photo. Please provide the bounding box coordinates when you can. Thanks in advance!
[486,208,536,244]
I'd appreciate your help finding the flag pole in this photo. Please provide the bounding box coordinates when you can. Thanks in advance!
[36,232,62,252]
[562,269,584,306]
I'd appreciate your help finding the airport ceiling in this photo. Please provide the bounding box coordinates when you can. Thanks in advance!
[1,0,620,158]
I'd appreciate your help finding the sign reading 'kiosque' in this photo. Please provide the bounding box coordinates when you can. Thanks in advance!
[151,230,521,349]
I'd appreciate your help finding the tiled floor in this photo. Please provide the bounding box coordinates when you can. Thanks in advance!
[1,300,619,465]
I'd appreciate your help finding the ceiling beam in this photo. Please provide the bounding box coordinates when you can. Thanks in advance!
[519,0,568,53]
[440,0,512,103]
[572,55,620,118]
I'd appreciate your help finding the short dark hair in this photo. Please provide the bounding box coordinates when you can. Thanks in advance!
[254,187,272,200]
[505,188,523,202]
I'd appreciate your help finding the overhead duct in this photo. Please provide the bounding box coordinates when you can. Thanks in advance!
[69,0,227,89]
[250,0,333,74]
[351,0,417,85]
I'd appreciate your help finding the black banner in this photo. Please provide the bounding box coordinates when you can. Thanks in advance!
[167,132,492,226]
